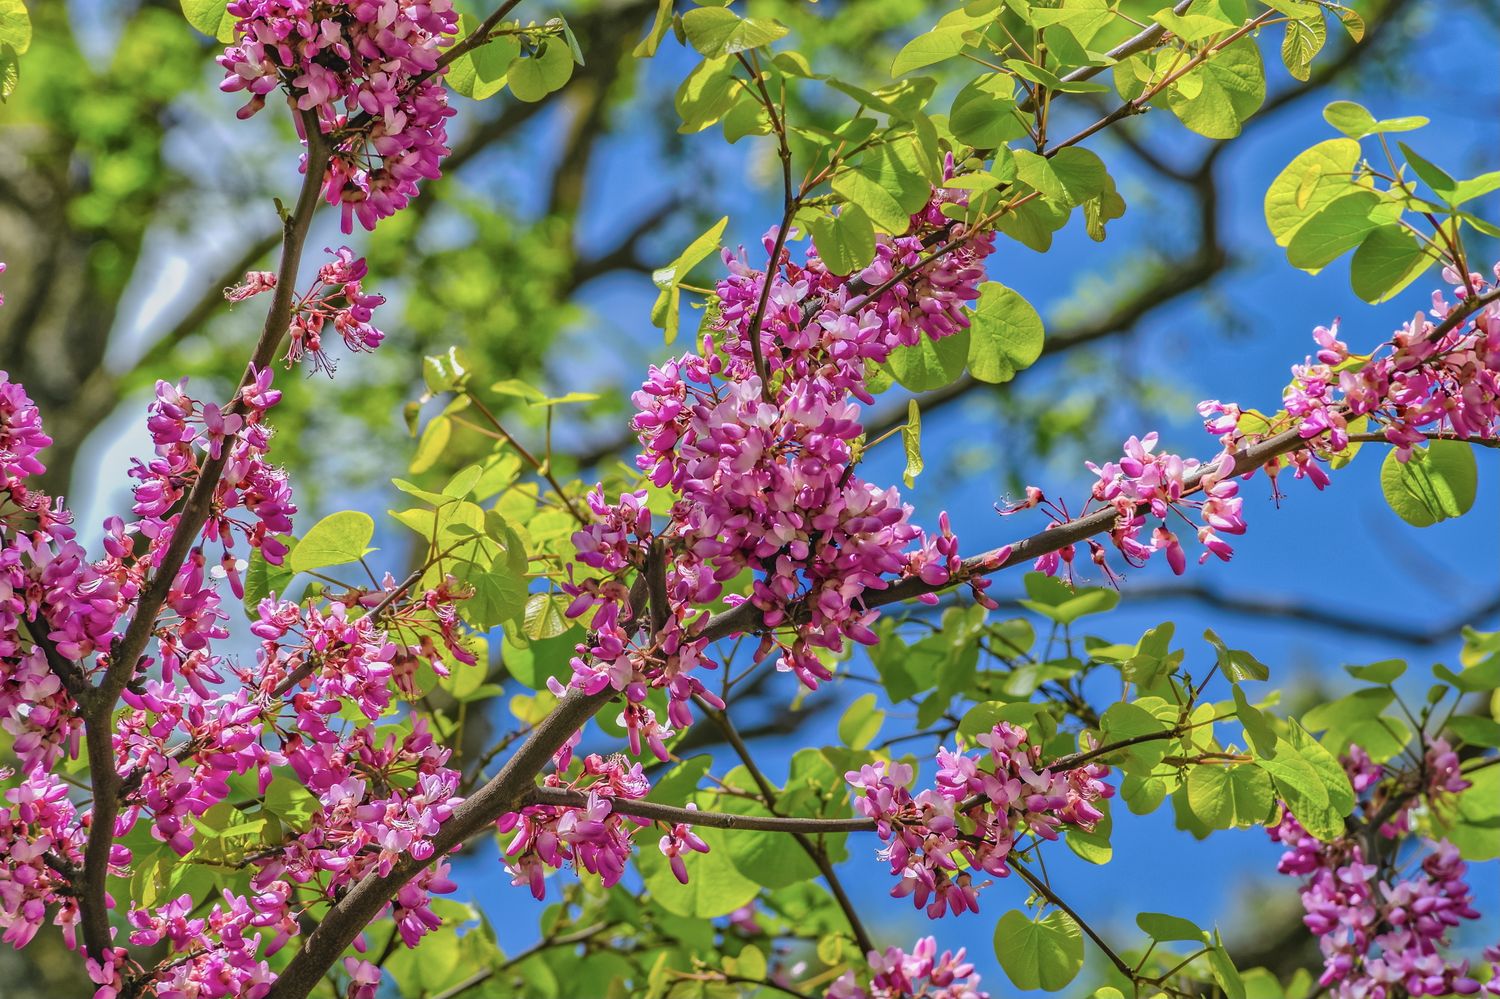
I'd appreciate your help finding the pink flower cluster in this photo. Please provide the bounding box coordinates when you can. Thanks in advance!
[1268,740,1497,998]
[827,936,989,999]
[218,0,459,232]
[1257,264,1500,460]
[496,752,705,899]
[0,270,480,994]
[1025,264,1500,582]
[845,722,1112,919]
[555,179,997,762]
[228,246,386,375]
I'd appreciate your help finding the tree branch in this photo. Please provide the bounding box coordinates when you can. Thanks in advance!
[525,786,876,833]
[78,117,331,963]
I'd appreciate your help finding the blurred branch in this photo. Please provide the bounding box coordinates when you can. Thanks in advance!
[995,585,1500,647]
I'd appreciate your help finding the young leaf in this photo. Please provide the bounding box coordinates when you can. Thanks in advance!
[995,909,1084,991]
[1264,139,1362,246]
[179,0,236,43]
[1344,659,1407,684]
[837,693,885,750]
[901,399,923,488]
[891,25,968,76]
[1202,629,1270,682]
[1165,39,1265,140]
[1350,224,1436,304]
[651,216,729,343]
[506,40,573,103]
[809,206,876,276]
[681,7,787,58]
[1136,912,1206,944]
[1322,100,1427,139]
[1285,190,1380,272]
[1280,16,1325,82]
[966,282,1045,384]
[1398,141,1458,201]
[288,512,375,574]
[1380,441,1478,527]
[423,346,473,394]
[886,328,971,392]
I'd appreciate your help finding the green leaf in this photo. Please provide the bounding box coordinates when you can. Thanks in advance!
[1018,574,1120,625]
[1330,5,1364,41]
[652,756,713,807]
[1452,170,1500,206]
[886,328,971,392]
[1302,687,1393,732]
[1099,702,1171,774]
[1345,658,1406,684]
[995,910,1085,992]
[1286,191,1380,272]
[288,512,374,574]
[423,346,473,394]
[966,282,1045,384]
[1398,141,1458,201]
[1322,100,1428,139]
[1446,715,1500,749]
[179,0,235,43]
[831,166,907,235]
[651,216,729,343]
[833,143,931,235]
[507,39,573,103]
[1136,912,1206,944]
[1258,748,1339,840]
[243,541,297,612]
[901,399,923,488]
[713,798,823,888]
[891,25,968,76]
[949,82,1028,149]
[1153,9,1237,41]
[1264,139,1362,246]
[409,414,451,474]
[681,7,787,58]
[1165,38,1264,139]
[1285,723,1354,816]
[1202,629,1270,683]
[1186,765,1275,830]
[1380,441,1479,527]
[447,16,520,100]
[809,206,876,276]
[837,694,885,750]
[1209,940,1247,999]
[1446,765,1499,861]
[1280,16,1325,81]
[633,0,675,57]
[454,531,528,630]
[1233,685,1278,758]
[505,632,577,691]
[264,776,319,825]
[522,593,571,641]
[0,43,17,103]
[676,55,738,132]
[1350,224,1437,304]
[1065,801,1112,864]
